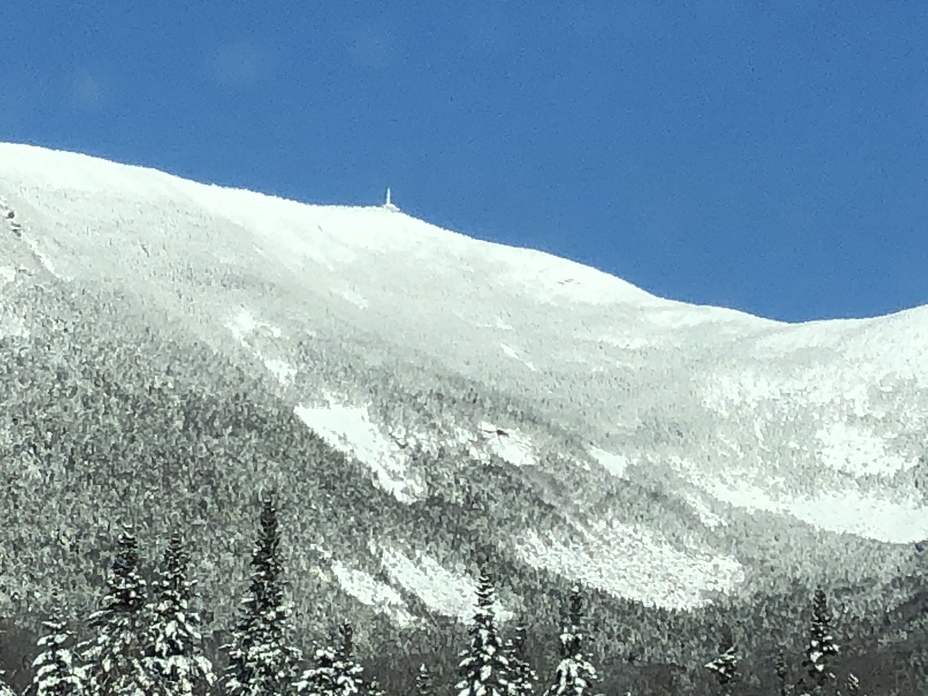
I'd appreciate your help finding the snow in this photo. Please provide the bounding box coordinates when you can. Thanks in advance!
[682,494,728,530]
[263,358,297,387]
[380,547,513,623]
[816,420,916,477]
[4,141,928,602]
[511,522,744,610]
[500,344,536,371]
[671,457,928,543]
[589,447,629,479]
[294,398,424,503]
[478,423,537,467]
[224,307,294,386]
[224,307,259,346]
[338,288,369,309]
[330,560,417,628]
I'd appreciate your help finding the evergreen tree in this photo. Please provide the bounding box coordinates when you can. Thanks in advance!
[294,625,381,696]
[774,647,791,696]
[223,494,301,696]
[703,627,738,696]
[456,568,511,696]
[541,585,597,696]
[414,663,433,696]
[844,672,860,695]
[506,622,536,696]
[293,646,337,696]
[798,586,839,696]
[79,525,154,696]
[144,534,215,696]
[27,618,84,696]
[0,669,14,696]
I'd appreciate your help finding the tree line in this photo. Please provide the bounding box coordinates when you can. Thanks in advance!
[0,495,875,696]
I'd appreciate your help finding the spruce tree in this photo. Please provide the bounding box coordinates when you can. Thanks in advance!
[703,627,738,696]
[774,647,791,696]
[80,525,154,696]
[293,646,337,696]
[799,586,839,696]
[144,534,215,696]
[27,617,84,696]
[294,624,382,696]
[414,663,433,696]
[541,585,597,696]
[224,494,301,696]
[506,622,536,696]
[456,567,511,696]
[0,669,14,696]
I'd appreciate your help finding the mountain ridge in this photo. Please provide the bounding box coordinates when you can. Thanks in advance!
[1,142,927,692]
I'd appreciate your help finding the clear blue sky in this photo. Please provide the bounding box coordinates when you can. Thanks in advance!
[3,2,927,322]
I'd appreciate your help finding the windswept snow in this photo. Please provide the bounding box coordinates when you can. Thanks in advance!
[816,421,915,477]
[478,422,538,467]
[589,447,630,479]
[380,547,514,623]
[338,288,369,309]
[512,522,744,610]
[294,399,424,503]
[263,358,297,387]
[330,560,417,628]
[0,266,14,285]
[672,458,928,544]
[786,489,928,544]
[225,307,260,346]
[500,343,536,371]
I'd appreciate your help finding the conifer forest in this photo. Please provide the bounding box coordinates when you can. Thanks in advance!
[0,495,913,696]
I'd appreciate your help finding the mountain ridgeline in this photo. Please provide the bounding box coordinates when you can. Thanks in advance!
[1,143,928,693]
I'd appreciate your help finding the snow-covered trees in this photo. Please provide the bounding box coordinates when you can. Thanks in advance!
[0,670,14,696]
[506,622,536,696]
[541,585,597,696]
[294,623,379,696]
[456,568,511,696]
[27,618,84,696]
[80,526,154,696]
[799,586,839,696]
[703,627,738,695]
[774,647,790,696]
[414,663,433,696]
[223,494,301,696]
[144,534,214,696]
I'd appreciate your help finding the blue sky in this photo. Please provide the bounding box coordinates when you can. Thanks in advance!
[2,2,927,322]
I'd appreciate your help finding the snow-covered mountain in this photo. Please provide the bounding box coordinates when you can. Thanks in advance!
[1,143,927,672]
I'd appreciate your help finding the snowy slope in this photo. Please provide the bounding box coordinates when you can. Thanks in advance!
[2,142,927,621]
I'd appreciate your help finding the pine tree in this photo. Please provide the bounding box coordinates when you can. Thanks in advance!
[506,622,536,696]
[414,663,433,696]
[0,668,14,696]
[27,618,84,696]
[541,585,597,696]
[703,627,738,696]
[293,646,337,696]
[798,586,839,696]
[294,624,381,696]
[144,534,215,696]
[456,567,511,696]
[774,647,791,696]
[223,494,301,696]
[79,525,154,696]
